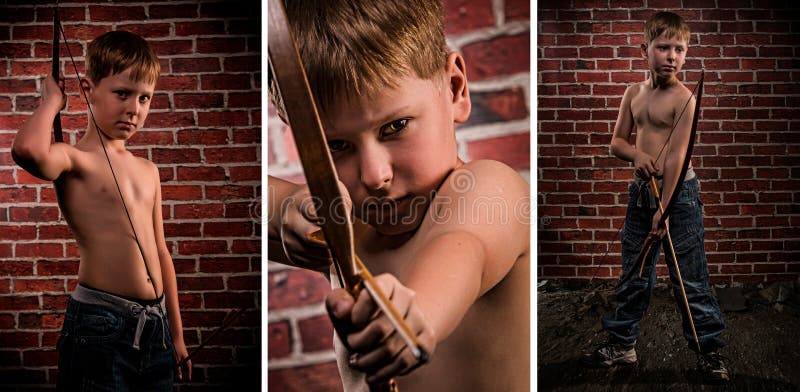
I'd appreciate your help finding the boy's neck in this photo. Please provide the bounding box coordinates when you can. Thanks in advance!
[82,124,128,153]
[649,73,680,89]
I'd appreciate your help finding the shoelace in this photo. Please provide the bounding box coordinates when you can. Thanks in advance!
[699,352,728,369]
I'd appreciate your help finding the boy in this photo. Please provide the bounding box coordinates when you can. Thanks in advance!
[12,31,191,389]
[268,0,530,390]
[580,12,728,383]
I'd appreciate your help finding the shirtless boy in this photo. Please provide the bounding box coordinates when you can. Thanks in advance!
[267,0,530,390]
[580,12,728,383]
[12,31,190,389]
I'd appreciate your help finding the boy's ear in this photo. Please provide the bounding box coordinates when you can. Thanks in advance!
[640,43,649,59]
[80,78,94,102]
[446,52,470,123]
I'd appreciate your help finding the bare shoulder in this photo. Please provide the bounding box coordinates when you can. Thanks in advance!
[427,159,529,251]
[438,159,529,200]
[625,81,648,97]
[139,155,161,181]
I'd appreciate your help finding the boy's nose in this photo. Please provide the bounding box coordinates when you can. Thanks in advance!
[126,100,139,115]
[359,147,392,191]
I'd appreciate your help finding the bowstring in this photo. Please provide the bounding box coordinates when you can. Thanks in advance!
[589,74,701,286]
[55,11,159,299]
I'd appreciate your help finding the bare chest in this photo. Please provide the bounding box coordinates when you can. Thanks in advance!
[58,152,156,232]
[631,89,677,131]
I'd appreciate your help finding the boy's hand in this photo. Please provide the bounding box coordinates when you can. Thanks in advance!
[173,339,192,381]
[279,181,351,270]
[326,274,436,387]
[42,74,66,112]
[633,151,659,179]
[650,210,668,239]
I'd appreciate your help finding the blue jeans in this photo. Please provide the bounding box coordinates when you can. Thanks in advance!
[602,177,725,353]
[56,296,175,391]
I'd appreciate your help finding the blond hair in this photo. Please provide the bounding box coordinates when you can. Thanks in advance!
[86,30,160,85]
[269,0,448,117]
[644,11,691,45]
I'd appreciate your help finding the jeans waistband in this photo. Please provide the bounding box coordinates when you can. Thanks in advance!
[633,167,696,208]
[71,284,167,350]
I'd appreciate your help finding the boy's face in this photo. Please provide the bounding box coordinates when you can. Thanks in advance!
[85,67,155,141]
[642,31,688,80]
[322,55,470,235]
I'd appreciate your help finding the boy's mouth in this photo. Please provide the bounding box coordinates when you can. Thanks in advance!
[117,121,136,129]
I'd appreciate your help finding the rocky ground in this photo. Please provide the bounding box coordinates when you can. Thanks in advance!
[537,280,800,391]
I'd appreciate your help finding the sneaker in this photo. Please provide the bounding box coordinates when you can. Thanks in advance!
[580,342,637,368]
[697,351,730,384]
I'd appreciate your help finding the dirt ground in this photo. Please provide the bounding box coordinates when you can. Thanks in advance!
[537,280,800,391]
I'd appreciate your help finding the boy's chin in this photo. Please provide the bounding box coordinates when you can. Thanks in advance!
[368,218,423,237]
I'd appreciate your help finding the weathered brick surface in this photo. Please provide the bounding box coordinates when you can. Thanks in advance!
[537,3,800,284]
[268,1,530,389]
[0,2,260,388]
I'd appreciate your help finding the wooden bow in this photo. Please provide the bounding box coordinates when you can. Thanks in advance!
[621,70,705,352]
[267,0,428,388]
[52,5,63,143]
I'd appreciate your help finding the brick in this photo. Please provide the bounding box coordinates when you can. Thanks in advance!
[462,34,529,81]
[176,129,229,145]
[37,260,78,276]
[467,133,530,170]
[174,93,224,109]
[176,166,227,181]
[149,4,199,19]
[147,111,196,128]
[204,147,257,164]
[197,37,247,54]
[198,257,249,273]
[443,0,495,35]
[198,111,251,127]
[175,21,227,36]
[298,315,334,353]
[268,362,343,392]
[204,221,252,237]
[14,279,65,293]
[204,292,255,309]
[268,269,330,310]
[178,240,228,255]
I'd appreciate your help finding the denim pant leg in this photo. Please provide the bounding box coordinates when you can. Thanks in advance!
[134,314,175,391]
[57,298,132,392]
[57,297,175,391]
[663,178,726,353]
[602,181,661,346]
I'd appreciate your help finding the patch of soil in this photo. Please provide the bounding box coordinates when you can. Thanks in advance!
[538,280,800,391]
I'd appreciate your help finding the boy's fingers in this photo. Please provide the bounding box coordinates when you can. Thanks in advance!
[184,359,192,381]
[326,289,354,320]
[350,288,380,327]
[326,289,357,352]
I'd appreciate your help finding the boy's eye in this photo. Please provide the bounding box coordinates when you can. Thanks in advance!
[139,95,151,103]
[115,90,129,98]
[327,139,350,152]
[382,119,408,137]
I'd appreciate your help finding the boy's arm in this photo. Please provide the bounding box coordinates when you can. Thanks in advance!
[610,84,658,178]
[334,160,529,384]
[402,161,528,340]
[151,164,191,380]
[11,75,74,181]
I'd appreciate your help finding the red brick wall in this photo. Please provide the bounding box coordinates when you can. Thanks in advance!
[267,0,530,389]
[537,2,800,284]
[0,2,260,389]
